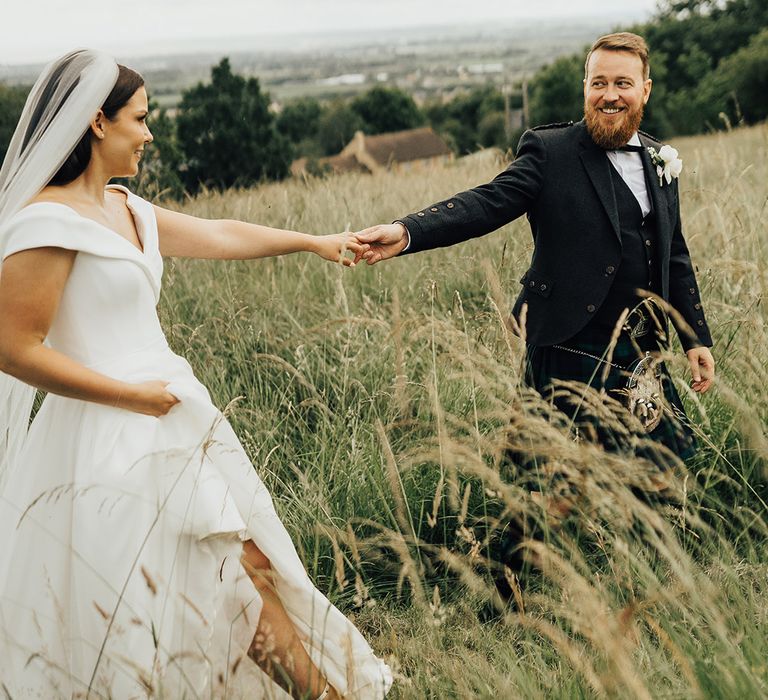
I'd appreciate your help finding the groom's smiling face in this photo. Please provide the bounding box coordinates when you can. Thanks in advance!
[583,49,652,149]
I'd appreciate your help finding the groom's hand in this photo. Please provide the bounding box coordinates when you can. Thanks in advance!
[354,223,409,265]
[686,346,715,393]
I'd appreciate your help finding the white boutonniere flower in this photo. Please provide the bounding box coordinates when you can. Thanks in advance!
[647,145,683,186]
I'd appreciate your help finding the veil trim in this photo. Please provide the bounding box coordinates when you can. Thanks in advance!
[0,49,119,487]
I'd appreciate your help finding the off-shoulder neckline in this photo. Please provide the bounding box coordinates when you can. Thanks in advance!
[20,186,146,255]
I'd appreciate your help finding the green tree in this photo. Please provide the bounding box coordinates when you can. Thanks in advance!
[276,97,324,159]
[0,84,29,164]
[528,54,585,129]
[635,56,674,138]
[426,85,509,154]
[175,58,291,192]
[525,0,768,138]
[316,100,364,156]
[635,0,768,132]
[695,27,768,128]
[477,111,508,149]
[350,86,423,135]
[276,98,322,144]
[653,0,768,72]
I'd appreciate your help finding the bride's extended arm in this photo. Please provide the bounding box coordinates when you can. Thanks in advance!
[0,248,178,416]
[153,206,366,263]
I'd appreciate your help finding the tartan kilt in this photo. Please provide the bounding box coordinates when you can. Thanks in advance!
[490,328,698,604]
[524,332,697,463]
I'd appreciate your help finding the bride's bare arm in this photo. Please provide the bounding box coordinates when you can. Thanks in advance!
[153,205,366,264]
[0,247,178,416]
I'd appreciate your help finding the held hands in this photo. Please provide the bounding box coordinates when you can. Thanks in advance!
[312,223,406,267]
[121,380,180,416]
[314,232,369,267]
[686,346,715,393]
[354,223,409,265]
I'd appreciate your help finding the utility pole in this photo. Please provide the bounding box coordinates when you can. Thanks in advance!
[522,77,530,129]
[503,81,511,143]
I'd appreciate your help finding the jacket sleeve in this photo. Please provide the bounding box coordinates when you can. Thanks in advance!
[399,128,547,254]
[667,182,713,351]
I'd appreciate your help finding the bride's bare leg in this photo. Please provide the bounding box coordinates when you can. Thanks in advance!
[241,540,341,700]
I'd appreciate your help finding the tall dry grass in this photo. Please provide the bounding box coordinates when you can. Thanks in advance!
[157,124,768,698]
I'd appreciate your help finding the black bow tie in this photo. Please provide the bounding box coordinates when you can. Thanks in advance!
[613,144,644,153]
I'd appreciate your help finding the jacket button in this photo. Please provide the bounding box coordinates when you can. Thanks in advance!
[529,281,535,288]
[446,202,455,208]
[694,303,701,310]
[587,304,596,313]
[645,239,652,247]
[540,283,547,291]
[689,288,695,295]
[605,265,615,274]
[697,320,704,326]
[430,207,438,212]
[417,212,425,217]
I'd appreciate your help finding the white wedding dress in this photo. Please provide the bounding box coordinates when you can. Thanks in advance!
[0,186,392,699]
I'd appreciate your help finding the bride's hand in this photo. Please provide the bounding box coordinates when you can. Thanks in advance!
[313,232,368,267]
[121,380,180,416]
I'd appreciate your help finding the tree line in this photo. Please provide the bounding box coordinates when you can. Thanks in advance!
[0,0,765,199]
[0,57,523,200]
[528,0,768,137]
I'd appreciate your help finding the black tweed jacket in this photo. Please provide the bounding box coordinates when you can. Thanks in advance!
[400,119,712,350]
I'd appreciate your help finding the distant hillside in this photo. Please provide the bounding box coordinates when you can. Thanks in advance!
[0,17,630,105]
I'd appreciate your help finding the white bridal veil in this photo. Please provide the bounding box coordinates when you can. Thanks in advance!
[0,49,118,484]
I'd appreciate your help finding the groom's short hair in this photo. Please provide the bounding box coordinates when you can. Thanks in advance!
[585,32,651,80]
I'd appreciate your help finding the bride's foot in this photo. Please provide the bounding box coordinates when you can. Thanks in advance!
[241,540,344,700]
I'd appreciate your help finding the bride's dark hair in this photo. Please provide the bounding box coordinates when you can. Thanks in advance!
[46,64,145,186]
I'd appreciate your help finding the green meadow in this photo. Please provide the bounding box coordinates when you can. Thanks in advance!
[157,124,768,699]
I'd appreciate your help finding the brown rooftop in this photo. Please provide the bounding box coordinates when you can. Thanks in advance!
[291,126,453,177]
[360,127,452,166]
[321,153,368,173]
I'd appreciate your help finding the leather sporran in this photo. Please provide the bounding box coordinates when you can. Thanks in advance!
[623,352,665,432]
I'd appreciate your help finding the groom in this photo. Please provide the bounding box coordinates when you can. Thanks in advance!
[356,32,715,460]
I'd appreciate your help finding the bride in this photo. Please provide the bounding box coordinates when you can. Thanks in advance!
[0,50,392,699]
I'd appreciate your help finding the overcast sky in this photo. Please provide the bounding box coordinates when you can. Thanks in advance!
[1,0,658,65]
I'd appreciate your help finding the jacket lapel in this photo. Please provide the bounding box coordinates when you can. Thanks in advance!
[638,134,672,254]
[578,130,621,245]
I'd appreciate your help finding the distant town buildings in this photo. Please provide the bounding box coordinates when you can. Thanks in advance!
[318,73,366,86]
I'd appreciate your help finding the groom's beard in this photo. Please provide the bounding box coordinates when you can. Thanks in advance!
[584,100,644,150]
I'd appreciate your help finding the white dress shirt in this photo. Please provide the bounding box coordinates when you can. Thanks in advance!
[606,132,651,218]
